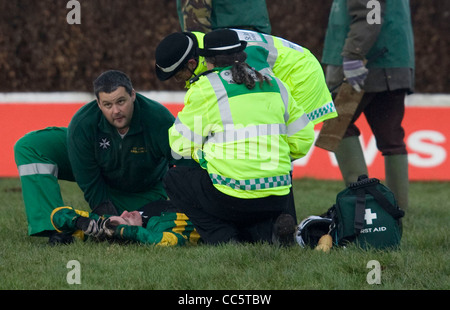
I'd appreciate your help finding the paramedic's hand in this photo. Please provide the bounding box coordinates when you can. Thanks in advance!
[343,57,368,92]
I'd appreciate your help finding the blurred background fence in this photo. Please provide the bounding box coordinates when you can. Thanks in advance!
[0,0,448,93]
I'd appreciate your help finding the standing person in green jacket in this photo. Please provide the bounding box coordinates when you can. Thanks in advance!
[321,0,414,210]
[177,0,271,34]
[164,29,315,245]
[14,70,195,244]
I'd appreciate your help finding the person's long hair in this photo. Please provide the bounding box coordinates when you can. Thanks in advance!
[206,51,271,89]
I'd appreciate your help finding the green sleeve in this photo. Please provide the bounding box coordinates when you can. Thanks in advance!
[115,225,186,246]
[343,0,384,60]
[115,212,200,246]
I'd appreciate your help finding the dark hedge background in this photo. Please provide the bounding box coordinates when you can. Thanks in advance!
[0,0,448,93]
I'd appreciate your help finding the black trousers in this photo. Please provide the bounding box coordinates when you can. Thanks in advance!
[163,166,291,245]
[344,89,407,156]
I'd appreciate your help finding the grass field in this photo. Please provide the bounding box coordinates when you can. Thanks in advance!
[0,177,448,293]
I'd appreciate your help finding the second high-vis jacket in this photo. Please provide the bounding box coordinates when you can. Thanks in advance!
[187,30,337,125]
[169,67,315,199]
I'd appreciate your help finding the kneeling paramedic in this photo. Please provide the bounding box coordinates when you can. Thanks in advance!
[155,29,336,226]
[164,29,315,245]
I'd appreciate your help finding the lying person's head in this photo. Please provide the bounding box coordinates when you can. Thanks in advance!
[108,210,143,227]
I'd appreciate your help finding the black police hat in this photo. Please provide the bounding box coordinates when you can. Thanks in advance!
[155,32,196,81]
[198,29,247,57]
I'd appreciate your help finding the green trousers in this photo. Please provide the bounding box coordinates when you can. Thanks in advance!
[14,127,75,236]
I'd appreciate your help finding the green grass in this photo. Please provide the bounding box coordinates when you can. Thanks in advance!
[0,177,448,290]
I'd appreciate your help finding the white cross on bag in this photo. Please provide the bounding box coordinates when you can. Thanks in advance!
[364,208,377,225]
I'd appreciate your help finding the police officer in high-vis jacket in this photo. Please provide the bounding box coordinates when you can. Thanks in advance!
[155,28,336,229]
[163,29,315,245]
[155,30,336,126]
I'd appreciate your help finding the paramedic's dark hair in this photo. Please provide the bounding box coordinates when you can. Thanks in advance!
[206,51,271,90]
[93,70,133,99]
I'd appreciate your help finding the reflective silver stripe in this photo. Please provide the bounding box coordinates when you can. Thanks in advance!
[261,35,278,68]
[287,114,310,137]
[206,73,234,127]
[205,73,290,144]
[242,35,278,69]
[18,163,58,177]
[277,37,304,52]
[274,77,290,123]
[209,42,242,51]
[173,117,205,145]
[259,67,274,76]
[233,29,264,42]
[206,123,287,144]
[210,173,291,190]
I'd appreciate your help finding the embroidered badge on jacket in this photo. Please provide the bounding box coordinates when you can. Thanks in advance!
[99,138,111,150]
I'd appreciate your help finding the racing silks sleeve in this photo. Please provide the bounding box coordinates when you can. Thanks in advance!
[115,225,181,246]
[115,212,200,246]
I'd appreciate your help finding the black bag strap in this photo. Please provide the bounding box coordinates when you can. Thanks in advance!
[348,175,404,237]
[354,188,366,235]
[349,175,405,220]
[365,186,405,219]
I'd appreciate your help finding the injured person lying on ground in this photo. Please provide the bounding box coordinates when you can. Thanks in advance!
[50,206,200,246]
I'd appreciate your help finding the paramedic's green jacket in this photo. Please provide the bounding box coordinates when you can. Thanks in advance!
[68,93,182,212]
[169,67,315,199]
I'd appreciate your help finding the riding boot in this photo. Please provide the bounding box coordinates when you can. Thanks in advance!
[385,154,409,211]
[334,136,368,186]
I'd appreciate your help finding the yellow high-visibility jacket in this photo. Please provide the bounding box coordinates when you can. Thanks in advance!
[188,30,337,125]
[170,67,315,199]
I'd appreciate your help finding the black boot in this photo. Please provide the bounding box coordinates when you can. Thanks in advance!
[48,232,74,246]
[272,214,296,246]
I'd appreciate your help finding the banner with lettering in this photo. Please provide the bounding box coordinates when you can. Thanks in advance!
[1,98,448,180]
